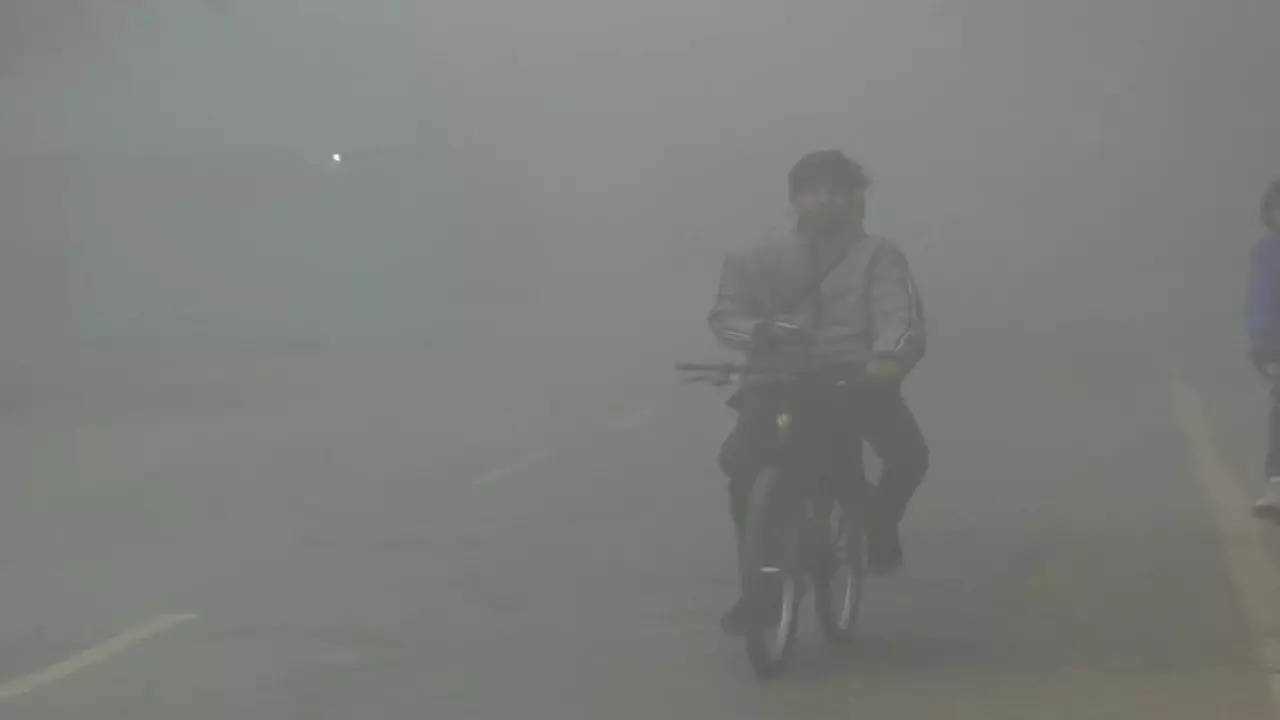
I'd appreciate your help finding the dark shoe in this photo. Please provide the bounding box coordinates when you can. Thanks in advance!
[720,597,752,636]
[1253,487,1280,525]
[867,524,903,576]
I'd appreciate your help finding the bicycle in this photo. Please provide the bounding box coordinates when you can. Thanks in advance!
[678,361,869,678]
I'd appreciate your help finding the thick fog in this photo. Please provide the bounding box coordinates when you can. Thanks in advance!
[5,0,1279,365]
[4,2,1280,715]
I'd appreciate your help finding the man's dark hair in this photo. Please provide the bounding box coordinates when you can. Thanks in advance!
[1264,177,1280,234]
[788,150,869,199]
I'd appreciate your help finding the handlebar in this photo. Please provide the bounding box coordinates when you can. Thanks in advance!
[675,362,746,374]
[675,362,743,386]
[676,361,862,388]
[675,361,800,387]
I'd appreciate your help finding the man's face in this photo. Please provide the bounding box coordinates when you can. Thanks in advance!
[793,184,862,238]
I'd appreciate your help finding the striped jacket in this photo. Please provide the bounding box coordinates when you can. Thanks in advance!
[708,227,925,380]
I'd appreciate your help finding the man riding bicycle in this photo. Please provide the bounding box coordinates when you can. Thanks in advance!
[709,150,930,634]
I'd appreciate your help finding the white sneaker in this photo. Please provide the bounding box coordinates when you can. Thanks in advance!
[1252,483,1280,525]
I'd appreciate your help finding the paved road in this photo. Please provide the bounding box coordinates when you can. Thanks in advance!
[1,330,1278,718]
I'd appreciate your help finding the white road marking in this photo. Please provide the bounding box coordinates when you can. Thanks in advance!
[1170,376,1280,713]
[0,614,197,701]
[474,448,554,486]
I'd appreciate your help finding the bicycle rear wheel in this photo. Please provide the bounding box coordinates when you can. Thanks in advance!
[814,498,865,645]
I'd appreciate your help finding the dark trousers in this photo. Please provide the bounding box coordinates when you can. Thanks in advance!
[717,378,929,539]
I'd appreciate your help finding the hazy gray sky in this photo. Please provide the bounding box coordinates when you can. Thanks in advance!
[3,0,1278,345]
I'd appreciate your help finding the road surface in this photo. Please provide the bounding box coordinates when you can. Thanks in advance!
[1,329,1278,718]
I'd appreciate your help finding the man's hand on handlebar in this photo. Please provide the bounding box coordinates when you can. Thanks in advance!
[865,355,906,384]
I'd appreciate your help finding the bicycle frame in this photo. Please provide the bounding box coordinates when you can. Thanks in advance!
[677,361,868,535]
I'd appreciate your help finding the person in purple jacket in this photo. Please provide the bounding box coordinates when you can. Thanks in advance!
[1247,178,1280,522]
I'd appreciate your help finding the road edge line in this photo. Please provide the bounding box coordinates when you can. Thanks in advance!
[1169,375,1280,714]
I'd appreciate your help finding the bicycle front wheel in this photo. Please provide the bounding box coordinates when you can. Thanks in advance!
[740,466,802,678]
